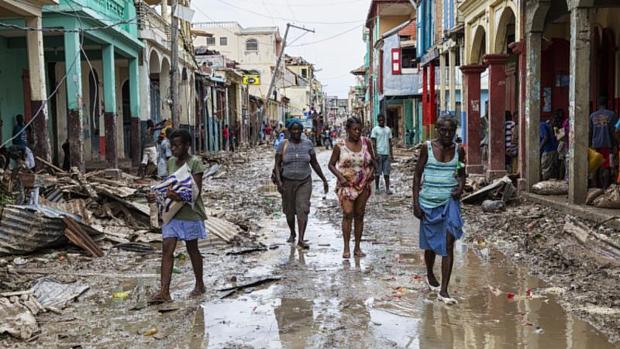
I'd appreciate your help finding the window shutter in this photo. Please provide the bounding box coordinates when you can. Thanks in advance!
[392,48,401,75]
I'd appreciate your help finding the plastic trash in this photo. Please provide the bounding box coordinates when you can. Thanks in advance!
[481,200,506,212]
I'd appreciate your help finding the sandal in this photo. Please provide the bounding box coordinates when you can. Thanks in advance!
[353,250,366,258]
[437,293,458,305]
[148,293,172,305]
[296,242,310,250]
[426,278,441,292]
[343,251,351,259]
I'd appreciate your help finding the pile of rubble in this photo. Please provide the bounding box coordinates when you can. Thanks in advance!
[0,152,265,342]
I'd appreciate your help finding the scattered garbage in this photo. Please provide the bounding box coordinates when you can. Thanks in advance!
[462,176,515,204]
[592,184,620,209]
[32,278,90,309]
[531,180,568,195]
[481,200,506,212]
[0,295,41,340]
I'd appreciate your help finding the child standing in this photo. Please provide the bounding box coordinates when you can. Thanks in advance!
[412,116,466,305]
[148,129,207,303]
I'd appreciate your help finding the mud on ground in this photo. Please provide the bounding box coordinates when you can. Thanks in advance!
[463,203,620,343]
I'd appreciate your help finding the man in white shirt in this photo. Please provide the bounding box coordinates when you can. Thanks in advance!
[371,114,393,194]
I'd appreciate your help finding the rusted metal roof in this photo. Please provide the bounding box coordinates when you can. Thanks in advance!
[0,205,103,256]
[0,206,66,256]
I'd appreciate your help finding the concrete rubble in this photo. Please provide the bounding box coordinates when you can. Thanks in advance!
[0,151,261,344]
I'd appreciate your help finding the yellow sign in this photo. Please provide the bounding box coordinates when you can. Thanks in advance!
[243,75,261,85]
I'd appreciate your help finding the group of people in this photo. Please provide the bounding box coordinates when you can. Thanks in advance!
[272,113,463,303]
[538,96,619,189]
[148,113,465,305]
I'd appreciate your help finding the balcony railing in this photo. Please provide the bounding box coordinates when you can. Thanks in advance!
[136,1,170,41]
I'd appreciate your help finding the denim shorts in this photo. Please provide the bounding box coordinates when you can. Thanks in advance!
[376,154,391,176]
[162,219,207,241]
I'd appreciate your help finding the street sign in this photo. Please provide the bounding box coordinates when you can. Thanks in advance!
[242,75,261,85]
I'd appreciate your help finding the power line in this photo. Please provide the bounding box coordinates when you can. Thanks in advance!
[212,0,362,25]
[289,24,362,47]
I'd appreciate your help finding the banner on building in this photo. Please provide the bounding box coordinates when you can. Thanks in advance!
[242,75,261,85]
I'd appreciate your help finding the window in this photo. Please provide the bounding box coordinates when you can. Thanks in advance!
[391,48,401,75]
[246,39,258,51]
[301,68,308,79]
[402,47,417,69]
[220,37,228,46]
[206,37,215,46]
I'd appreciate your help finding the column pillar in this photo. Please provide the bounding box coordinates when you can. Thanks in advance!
[448,47,456,113]
[64,29,83,170]
[525,31,542,190]
[102,44,117,168]
[483,53,509,179]
[509,40,528,186]
[422,64,428,139]
[439,53,446,113]
[429,61,437,127]
[460,64,486,174]
[615,50,620,114]
[161,0,169,22]
[129,57,141,166]
[26,16,51,163]
[569,7,592,204]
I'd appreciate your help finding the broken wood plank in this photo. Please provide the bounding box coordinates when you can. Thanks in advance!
[225,247,268,256]
[62,217,104,257]
[36,156,66,174]
[217,276,282,293]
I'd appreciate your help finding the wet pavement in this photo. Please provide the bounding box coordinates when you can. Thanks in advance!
[4,147,617,348]
[194,150,617,349]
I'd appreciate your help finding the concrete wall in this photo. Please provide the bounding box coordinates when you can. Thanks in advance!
[382,34,421,97]
[0,38,28,142]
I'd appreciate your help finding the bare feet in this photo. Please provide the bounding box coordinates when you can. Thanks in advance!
[148,291,172,304]
[353,249,366,258]
[189,285,206,298]
[427,273,440,288]
[342,250,351,259]
[296,241,310,250]
[286,234,296,243]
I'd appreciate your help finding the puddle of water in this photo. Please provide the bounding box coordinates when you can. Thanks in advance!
[195,151,617,349]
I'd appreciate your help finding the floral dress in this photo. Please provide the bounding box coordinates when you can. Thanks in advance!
[336,137,373,204]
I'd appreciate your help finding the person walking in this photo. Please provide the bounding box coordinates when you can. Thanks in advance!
[157,128,173,178]
[148,129,207,303]
[328,117,375,259]
[274,119,329,250]
[412,116,466,305]
[223,124,230,151]
[140,120,158,177]
[371,114,393,194]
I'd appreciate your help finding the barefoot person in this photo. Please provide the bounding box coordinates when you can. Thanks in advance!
[148,129,207,303]
[274,118,329,249]
[328,117,375,258]
[412,116,465,304]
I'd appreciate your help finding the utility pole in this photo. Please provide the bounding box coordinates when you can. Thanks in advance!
[263,23,314,124]
[170,0,180,127]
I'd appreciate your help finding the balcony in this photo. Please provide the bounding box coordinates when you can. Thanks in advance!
[136,1,170,44]
[44,0,136,34]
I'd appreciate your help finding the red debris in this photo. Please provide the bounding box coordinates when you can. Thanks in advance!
[507,292,515,300]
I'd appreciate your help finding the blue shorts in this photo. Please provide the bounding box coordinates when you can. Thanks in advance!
[162,219,207,241]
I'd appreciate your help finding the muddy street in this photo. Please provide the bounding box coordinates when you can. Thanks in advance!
[1,146,618,349]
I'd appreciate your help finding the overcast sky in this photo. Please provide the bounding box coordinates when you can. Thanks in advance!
[192,0,370,98]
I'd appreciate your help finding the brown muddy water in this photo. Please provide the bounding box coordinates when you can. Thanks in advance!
[189,151,616,349]
[6,150,616,348]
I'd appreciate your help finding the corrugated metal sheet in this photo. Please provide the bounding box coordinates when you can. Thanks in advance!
[0,206,67,256]
[32,278,90,309]
[0,205,104,256]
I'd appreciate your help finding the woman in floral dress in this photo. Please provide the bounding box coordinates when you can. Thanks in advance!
[328,117,375,258]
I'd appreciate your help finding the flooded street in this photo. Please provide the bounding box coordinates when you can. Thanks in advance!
[3,147,617,349]
[195,150,616,349]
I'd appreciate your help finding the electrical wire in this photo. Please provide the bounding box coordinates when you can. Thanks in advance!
[212,0,362,25]
[289,24,362,47]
